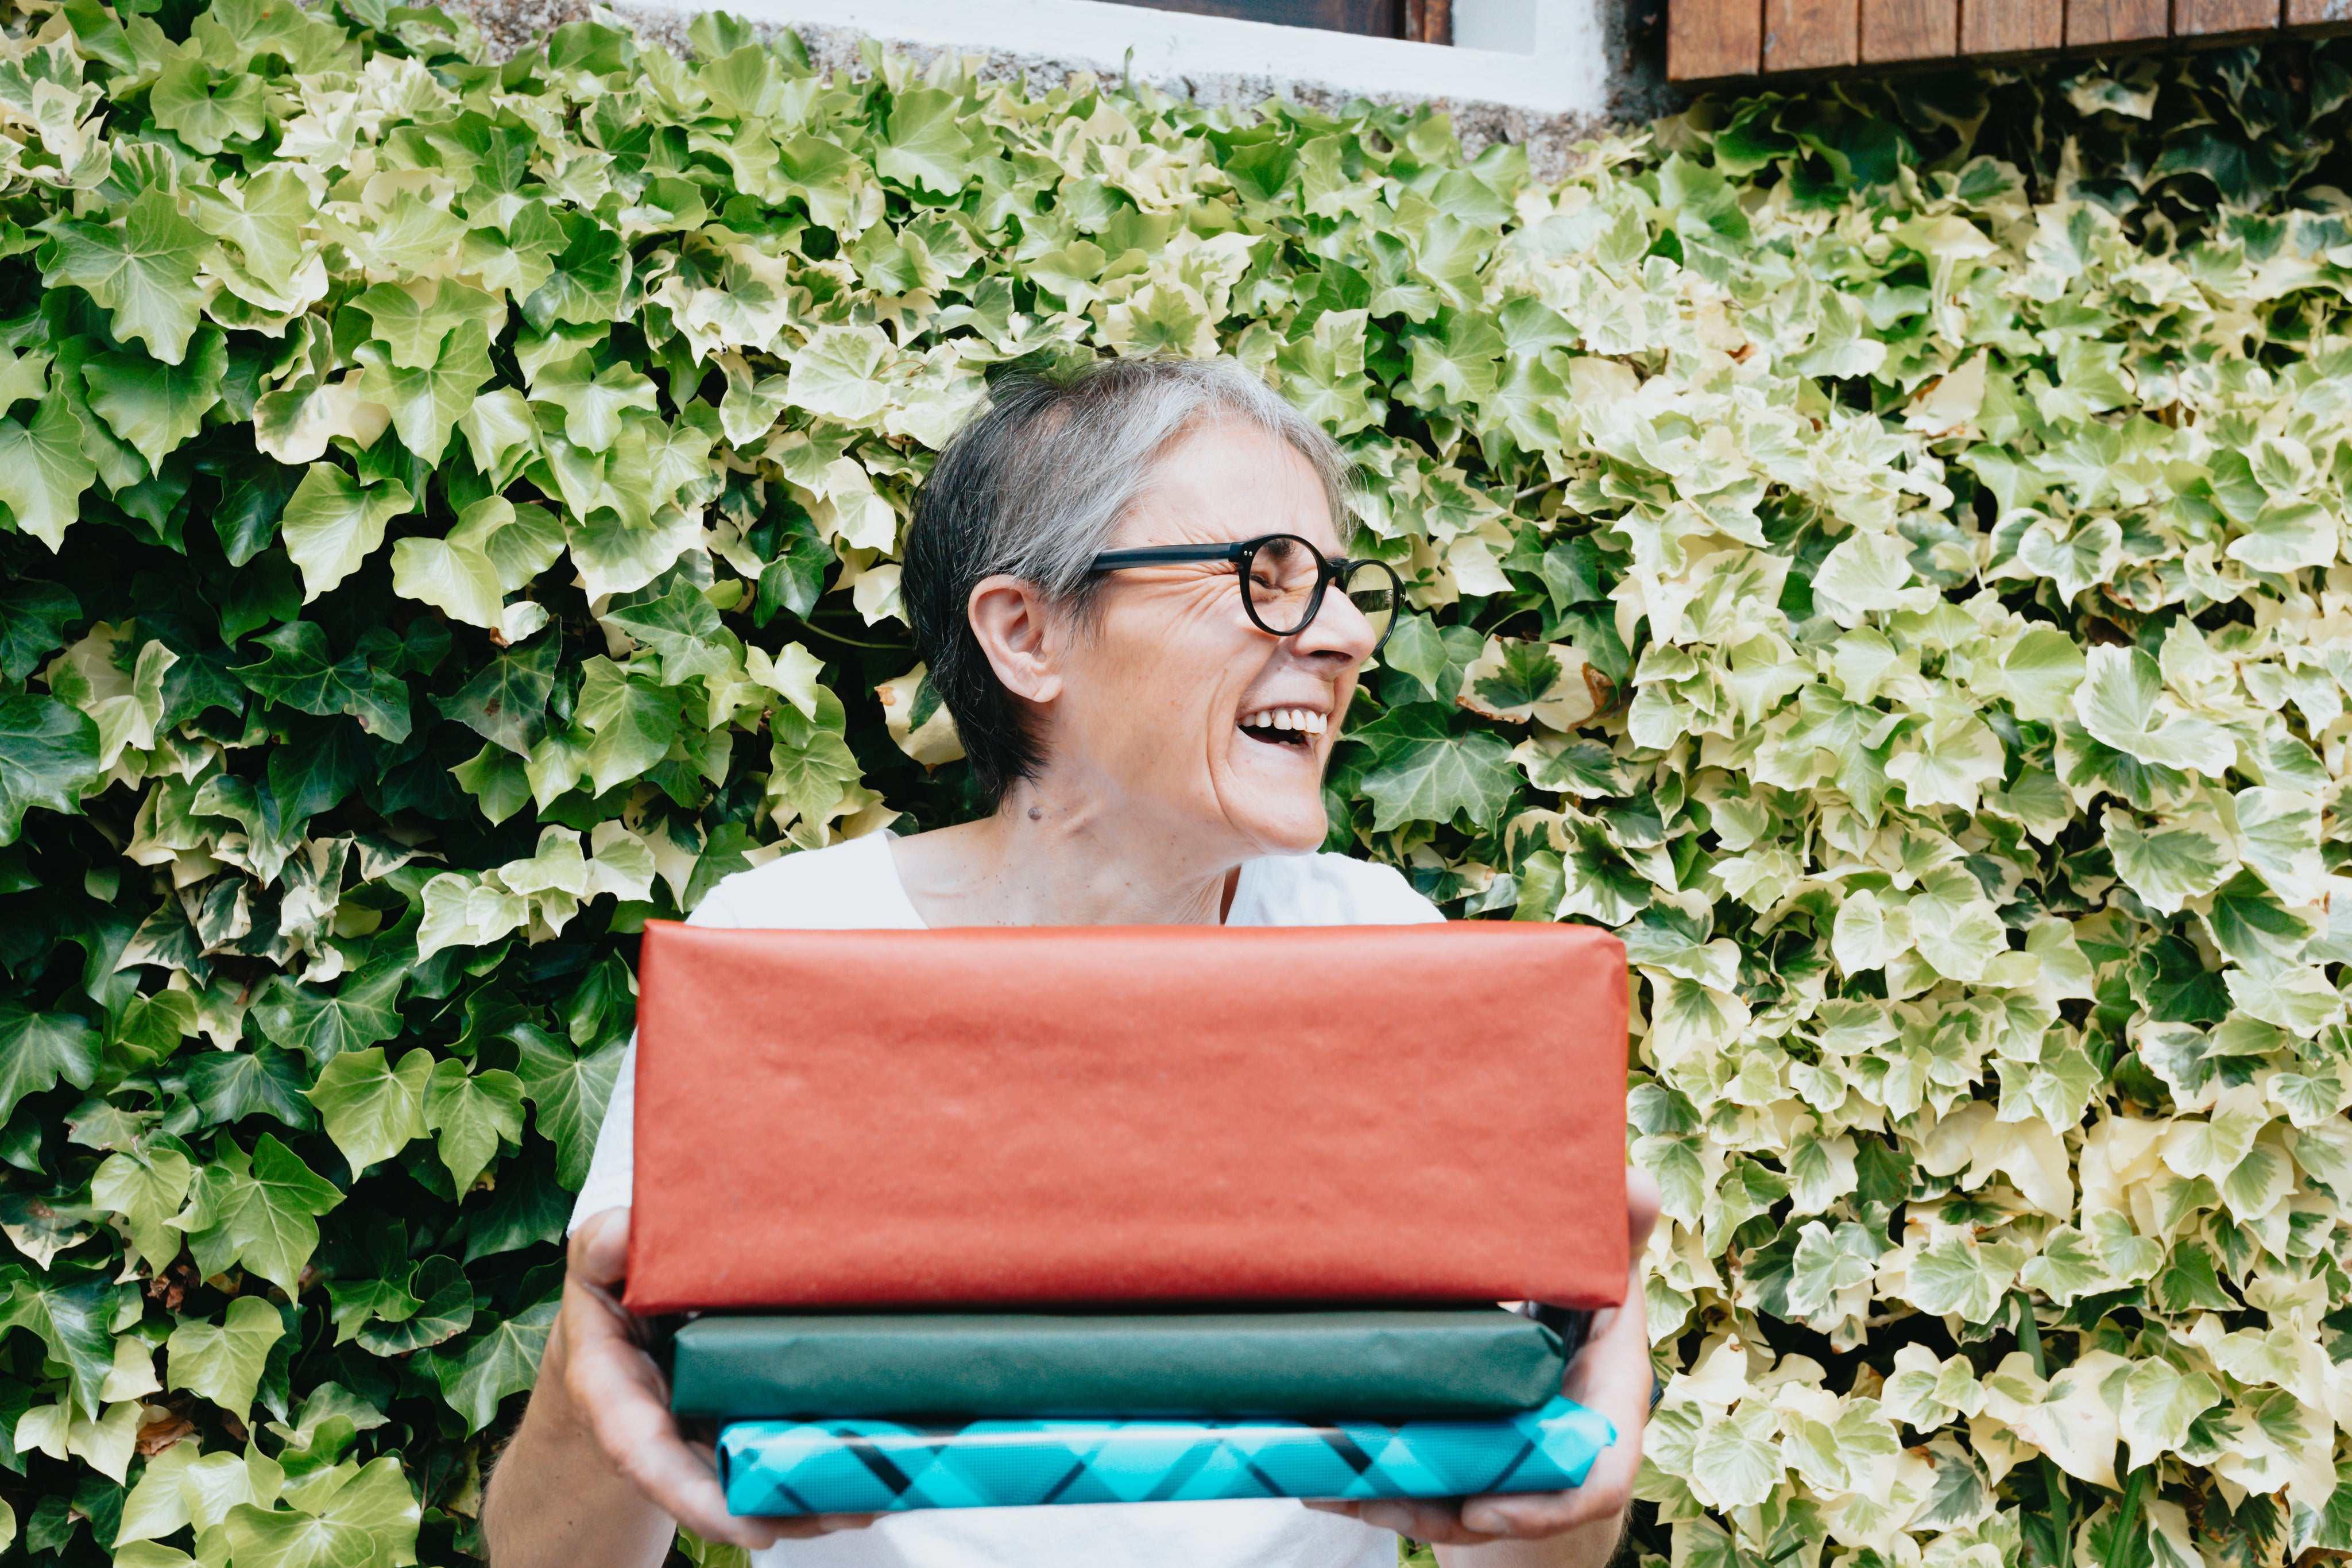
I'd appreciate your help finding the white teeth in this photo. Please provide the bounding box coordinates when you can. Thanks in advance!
[1239,708,1326,734]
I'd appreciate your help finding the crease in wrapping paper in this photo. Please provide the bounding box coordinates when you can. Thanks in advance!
[717,1397,1616,1515]
[627,921,1628,1314]
[667,1308,1569,1419]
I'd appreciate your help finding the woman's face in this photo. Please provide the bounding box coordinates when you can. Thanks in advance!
[1031,420,1379,859]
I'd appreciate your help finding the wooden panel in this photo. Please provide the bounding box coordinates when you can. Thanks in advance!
[2175,0,2278,30]
[2288,0,2352,25]
[1862,0,1956,59]
[2063,0,2167,42]
[1670,0,1763,78]
[1765,0,1859,68]
[1959,0,2061,52]
[1403,0,1452,41]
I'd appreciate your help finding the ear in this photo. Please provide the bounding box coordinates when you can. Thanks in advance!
[966,574,1066,707]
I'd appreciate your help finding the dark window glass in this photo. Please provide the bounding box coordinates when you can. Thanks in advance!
[1101,0,1453,42]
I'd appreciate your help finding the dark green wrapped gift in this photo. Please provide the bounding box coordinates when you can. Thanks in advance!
[670,1308,1566,1420]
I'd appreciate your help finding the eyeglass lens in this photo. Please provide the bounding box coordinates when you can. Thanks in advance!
[1243,536,1397,646]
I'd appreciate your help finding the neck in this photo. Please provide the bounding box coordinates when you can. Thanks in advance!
[892,775,1243,928]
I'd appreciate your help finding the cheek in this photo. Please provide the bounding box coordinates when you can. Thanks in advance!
[1077,594,1256,748]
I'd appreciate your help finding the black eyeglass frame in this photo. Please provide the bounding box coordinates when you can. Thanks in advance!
[1084,534,1407,656]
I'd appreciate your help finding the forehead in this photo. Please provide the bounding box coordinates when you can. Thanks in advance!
[1107,419,1343,553]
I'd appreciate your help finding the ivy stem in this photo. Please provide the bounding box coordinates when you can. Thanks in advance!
[782,614,914,653]
[2103,1468,2149,1568]
[2014,1290,2072,1568]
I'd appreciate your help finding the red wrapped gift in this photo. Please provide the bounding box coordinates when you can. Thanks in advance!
[624,920,1628,1315]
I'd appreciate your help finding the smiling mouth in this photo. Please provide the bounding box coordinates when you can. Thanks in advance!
[1238,708,1326,749]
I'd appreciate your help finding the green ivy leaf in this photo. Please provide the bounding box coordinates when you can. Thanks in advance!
[80,328,229,474]
[172,1133,344,1294]
[435,633,559,756]
[521,215,628,331]
[38,188,212,364]
[423,1060,525,1192]
[430,1300,559,1435]
[188,1044,319,1130]
[0,580,79,682]
[304,1047,433,1178]
[513,1024,622,1188]
[2075,646,2237,775]
[229,621,413,741]
[357,319,494,466]
[278,466,413,603]
[0,1271,121,1416]
[0,394,99,549]
[529,353,659,452]
[221,1455,420,1568]
[877,86,978,194]
[0,696,103,846]
[167,1294,284,1418]
[1347,703,1518,832]
[0,1001,101,1125]
[91,1145,195,1273]
[250,963,407,1067]
[354,1256,474,1354]
[150,55,268,153]
[576,659,684,796]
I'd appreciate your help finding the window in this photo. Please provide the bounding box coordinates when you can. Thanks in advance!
[1101,0,1454,42]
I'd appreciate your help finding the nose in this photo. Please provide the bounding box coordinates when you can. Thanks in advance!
[1290,573,1379,665]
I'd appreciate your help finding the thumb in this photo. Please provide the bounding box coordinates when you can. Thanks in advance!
[570,1206,631,1291]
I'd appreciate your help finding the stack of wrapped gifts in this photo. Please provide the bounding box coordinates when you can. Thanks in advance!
[627,920,1629,1517]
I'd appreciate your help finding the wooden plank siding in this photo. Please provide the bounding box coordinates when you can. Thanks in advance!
[1672,0,2347,80]
[1765,0,1859,68]
[1862,0,1958,59]
[1959,0,2062,55]
[2172,0,2280,33]
[1670,0,1763,78]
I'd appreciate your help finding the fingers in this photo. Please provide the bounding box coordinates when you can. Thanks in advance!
[1302,1497,1504,1547]
[585,1360,779,1548]
[1457,1453,1635,1538]
[1404,1164,1659,1544]
[1625,1165,1662,1250]
[744,1513,881,1539]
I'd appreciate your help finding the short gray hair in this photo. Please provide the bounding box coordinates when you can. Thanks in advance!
[902,357,1356,805]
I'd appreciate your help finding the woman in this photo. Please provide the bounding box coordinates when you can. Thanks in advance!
[482,359,1662,1568]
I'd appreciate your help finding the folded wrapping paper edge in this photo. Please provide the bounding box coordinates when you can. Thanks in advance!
[715,1397,1618,1516]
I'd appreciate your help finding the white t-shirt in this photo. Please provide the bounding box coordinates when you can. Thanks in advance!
[570,830,1443,1568]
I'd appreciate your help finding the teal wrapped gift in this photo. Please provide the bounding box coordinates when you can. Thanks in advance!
[670,1308,1569,1420]
[716,1397,1614,1515]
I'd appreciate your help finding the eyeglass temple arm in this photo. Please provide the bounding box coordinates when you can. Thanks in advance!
[1087,542,1252,571]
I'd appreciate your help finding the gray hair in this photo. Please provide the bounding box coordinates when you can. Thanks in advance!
[902,357,1356,805]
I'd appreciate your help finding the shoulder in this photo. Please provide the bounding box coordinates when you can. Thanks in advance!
[1244,851,1446,927]
[686,833,911,930]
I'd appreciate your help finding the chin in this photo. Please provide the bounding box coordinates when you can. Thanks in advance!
[1228,798,1330,856]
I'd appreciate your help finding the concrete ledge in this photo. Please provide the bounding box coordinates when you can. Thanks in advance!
[450,0,1676,183]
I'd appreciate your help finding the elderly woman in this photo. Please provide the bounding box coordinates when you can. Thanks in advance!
[482,358,1661,1568]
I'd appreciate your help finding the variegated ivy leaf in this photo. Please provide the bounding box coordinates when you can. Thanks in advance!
[2075,646,2238,775]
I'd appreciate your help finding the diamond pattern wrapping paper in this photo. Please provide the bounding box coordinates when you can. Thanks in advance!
[715,1397,1615,1516]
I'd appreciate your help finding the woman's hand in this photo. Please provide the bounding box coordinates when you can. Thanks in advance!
[1305,1168,1662,1563]
[482,1207,871,1565]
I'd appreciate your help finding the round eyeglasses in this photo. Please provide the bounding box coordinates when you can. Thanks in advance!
[1085,534,1405,655]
